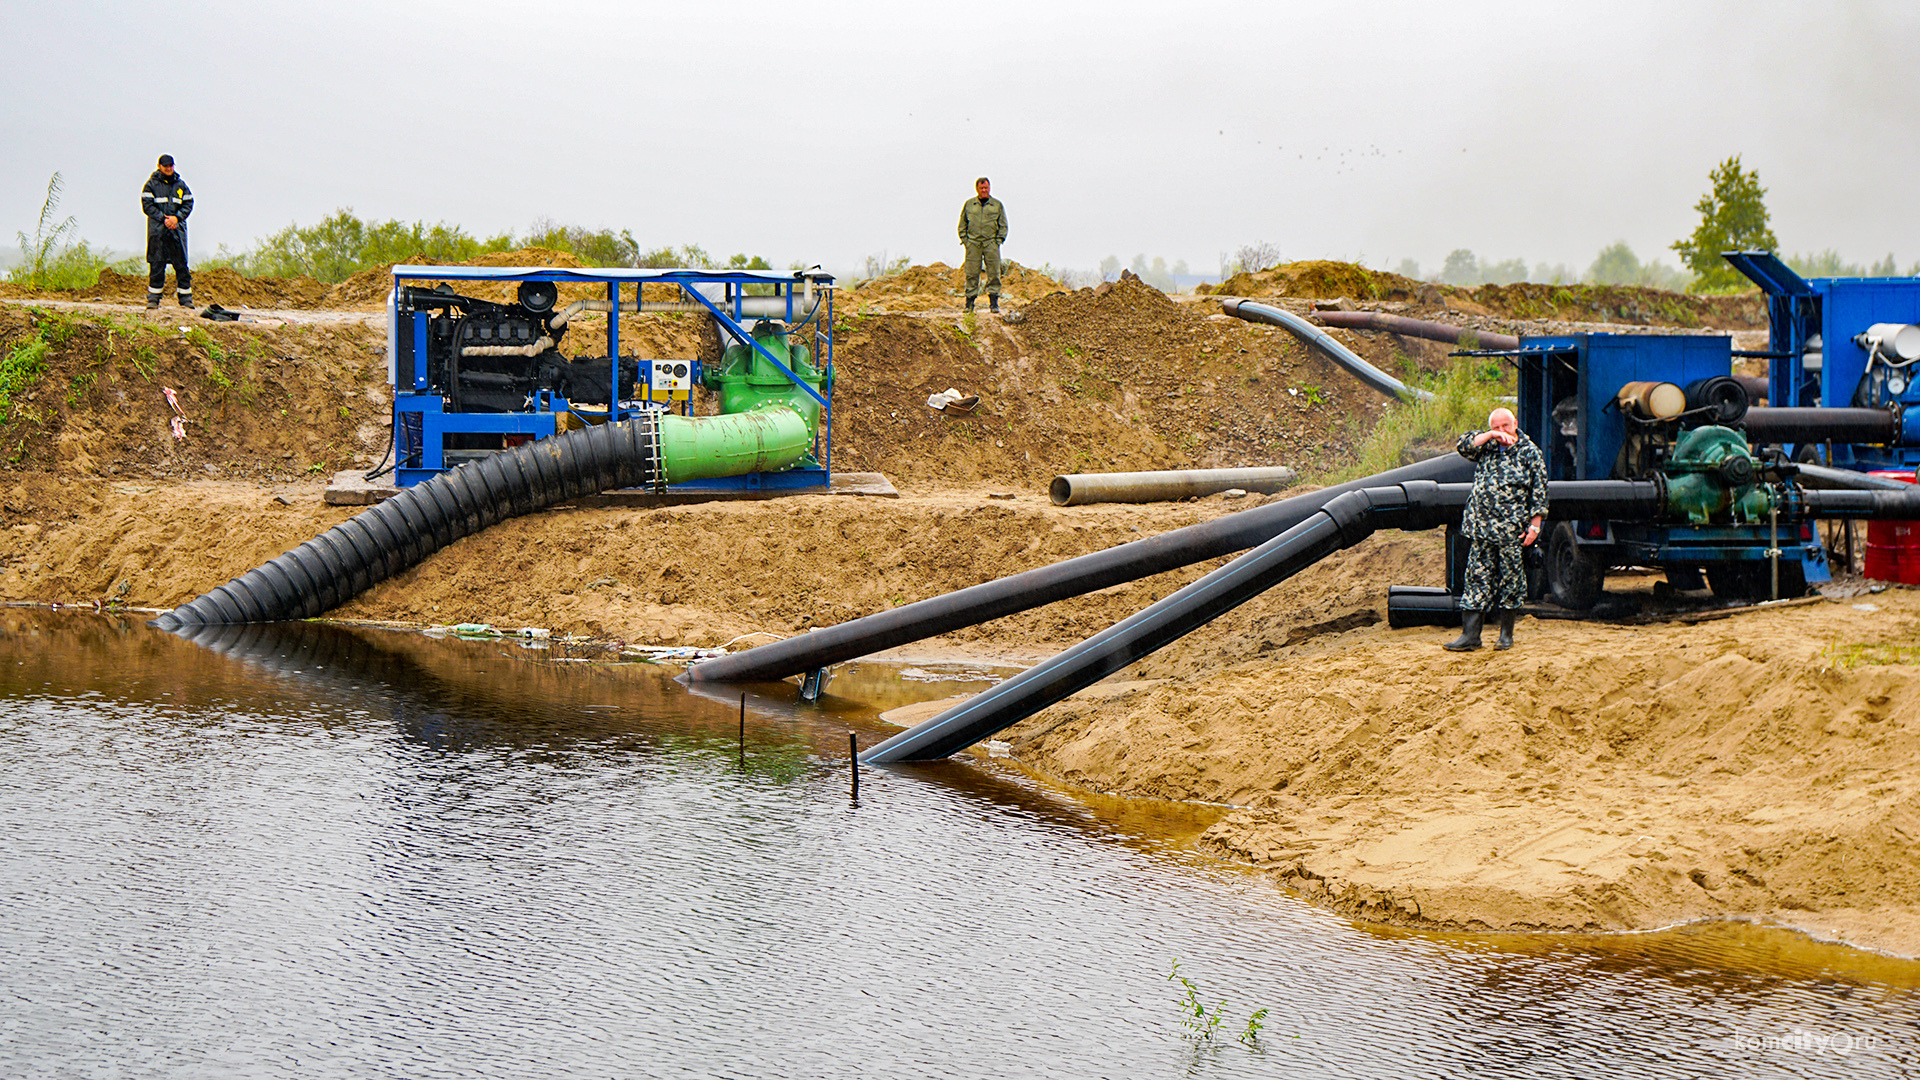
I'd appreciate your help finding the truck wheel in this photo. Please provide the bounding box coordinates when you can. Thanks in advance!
[1546,523,1604,610]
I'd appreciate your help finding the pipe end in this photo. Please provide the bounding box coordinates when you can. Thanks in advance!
[1048,477,1073,505]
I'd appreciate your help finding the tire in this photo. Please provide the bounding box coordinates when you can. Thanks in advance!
[1706,563,1759,602]
[1546,522,1605,610]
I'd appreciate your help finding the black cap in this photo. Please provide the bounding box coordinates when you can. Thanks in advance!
[157,154,174,167]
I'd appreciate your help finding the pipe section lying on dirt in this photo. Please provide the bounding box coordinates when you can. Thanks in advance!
[1220,299,1435,404]
[152,407,814,629]
[1311,310,1520,352]
[862,478,1669,764]
[685,453,1476,684]
[1048,467,1299,506]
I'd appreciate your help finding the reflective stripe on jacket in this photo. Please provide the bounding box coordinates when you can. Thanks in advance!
[141,170,194,237]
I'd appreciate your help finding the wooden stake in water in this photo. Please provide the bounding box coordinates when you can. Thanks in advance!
[739,694,746,767]
[849,731,859,802]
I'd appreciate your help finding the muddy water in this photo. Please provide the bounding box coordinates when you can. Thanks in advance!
[1,610,1916,1079]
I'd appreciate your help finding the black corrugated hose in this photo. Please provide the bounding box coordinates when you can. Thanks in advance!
[151,414,663,630]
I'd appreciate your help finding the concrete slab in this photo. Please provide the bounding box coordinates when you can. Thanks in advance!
[325,470,898,507]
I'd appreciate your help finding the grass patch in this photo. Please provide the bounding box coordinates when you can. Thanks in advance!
[1,324,53,425]
[1822,640,1920,670]
[1335,359,1512,481]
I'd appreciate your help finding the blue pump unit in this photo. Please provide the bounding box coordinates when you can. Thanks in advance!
[1727,251,1920,468]
[1509,330,1828,608]
[385,265,834,489]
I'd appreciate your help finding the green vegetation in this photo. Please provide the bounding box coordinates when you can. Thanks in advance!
[8,173,139,291]
[1787,250,1920,278]
[1672,155,1778,293]
[1168,960,1273,1046]
[1342,359,1511,481]
[0,324,51,424]
[198,209,778,284]
[1822,640,1920,670]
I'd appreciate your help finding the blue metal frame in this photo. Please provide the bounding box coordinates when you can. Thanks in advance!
[388,265,834,489]
[1515,329,1830,585]
[1730,251,1920,469]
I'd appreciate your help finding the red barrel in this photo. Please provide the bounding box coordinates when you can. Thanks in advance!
[1864,471,1920,583]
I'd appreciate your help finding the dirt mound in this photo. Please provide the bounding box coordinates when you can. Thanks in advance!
[1205,260,1430,303]
[839,261,1063,314]
[1208,259,1767,331]
[1471,282,1766,330]
[0,305,386,483]
[0,267,332,310]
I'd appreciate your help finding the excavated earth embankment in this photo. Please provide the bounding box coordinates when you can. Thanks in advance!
[3,257,1914,959]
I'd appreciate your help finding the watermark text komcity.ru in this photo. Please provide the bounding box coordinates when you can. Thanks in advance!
[1735,1028,1882,1056]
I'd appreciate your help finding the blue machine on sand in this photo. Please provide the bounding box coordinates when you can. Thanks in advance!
[385,265,835,490]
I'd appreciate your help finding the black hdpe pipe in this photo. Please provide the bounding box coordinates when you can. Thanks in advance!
[1312,310,1521,352]
[1742,407,1899,446]
[152,414,670,630]
[862,478,1664,763]
[685,452,1476,685]
[1220,299,1435,403]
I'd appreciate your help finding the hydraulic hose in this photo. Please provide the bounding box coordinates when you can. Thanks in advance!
[152,406,814,629]
[1312,310,1520,352]
[1221,299,1435,403]
[862,478,1665,764]
[685,452,1477,684]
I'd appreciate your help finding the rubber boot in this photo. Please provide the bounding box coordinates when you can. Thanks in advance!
[989,296,1000,313]
[965,297,976,312]
[1443,610,1484,652]
[1495,610,1515,651]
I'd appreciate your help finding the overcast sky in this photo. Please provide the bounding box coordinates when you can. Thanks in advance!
[5,0,1917,281]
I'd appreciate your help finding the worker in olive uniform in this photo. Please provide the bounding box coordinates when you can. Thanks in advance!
[957,176,1007,313]
[141,154,194,309]
[1446,407,1549,651]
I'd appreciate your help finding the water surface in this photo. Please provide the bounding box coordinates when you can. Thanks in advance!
[1,611,1915,1078]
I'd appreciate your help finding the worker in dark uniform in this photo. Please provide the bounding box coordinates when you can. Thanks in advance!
[957,176,1007,313]
[141,154,194,309]
[1446,407,1549,651]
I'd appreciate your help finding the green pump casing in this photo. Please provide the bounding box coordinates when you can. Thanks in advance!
[704,324,830,448]
[1663,425,1774,524]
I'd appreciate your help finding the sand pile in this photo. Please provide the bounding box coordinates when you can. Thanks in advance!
[838,261,1063,313]
[1002,586,1920,955]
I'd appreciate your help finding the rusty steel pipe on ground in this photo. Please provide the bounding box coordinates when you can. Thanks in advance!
[1311,310,1521,352]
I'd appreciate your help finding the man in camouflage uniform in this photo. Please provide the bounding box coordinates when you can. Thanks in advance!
[1446,406,1549,651]
[957,176,1007,313]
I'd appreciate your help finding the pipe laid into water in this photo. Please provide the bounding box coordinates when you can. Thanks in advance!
[152,406,815,629]
[1221,299,1435,403]
[1311,310,1521,352]
[1048,466,1299,506]
[861,478,1668,764]
[685,453,1476,685]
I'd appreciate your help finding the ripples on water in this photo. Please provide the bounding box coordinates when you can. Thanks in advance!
[0,611,1915,1078]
